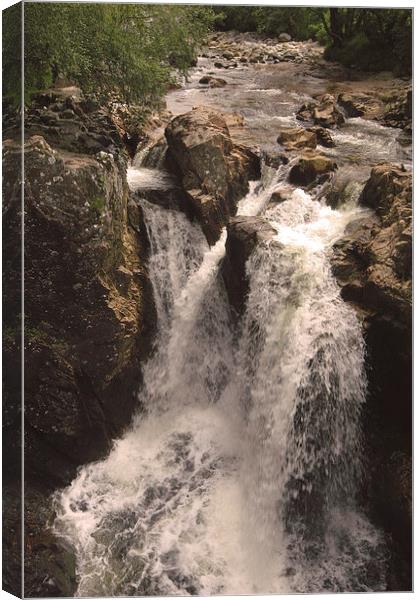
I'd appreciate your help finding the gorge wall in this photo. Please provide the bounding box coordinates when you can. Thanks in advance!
[3,88,158,596]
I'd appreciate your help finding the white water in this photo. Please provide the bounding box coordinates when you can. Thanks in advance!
[53,162,387,596]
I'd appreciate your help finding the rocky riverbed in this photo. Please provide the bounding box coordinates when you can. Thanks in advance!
[3,31,411,596]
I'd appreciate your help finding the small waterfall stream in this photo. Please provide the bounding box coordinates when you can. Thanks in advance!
[53,157,388,595]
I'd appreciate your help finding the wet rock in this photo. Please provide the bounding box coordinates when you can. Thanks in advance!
[372,451,412,546]
[221,216,277,315]
[338,92,382,118]
[313,94,345,129]
[332,165,412,581]
[380,87,412,131]
[269,184,294,205]
[18,88,125,156]
[278,33,292,42]
[289,152,337,186]
[277,127,317,150]
[165,107,260,244]
[3,95,158,595]
[297,94,345,129]
[214,61,228,69]
[296,101,317,123]
[263,151,289,169]
[23,487,77,597]
[325,173,361,209]
[199,75,227,88]
[332,165,412,324]
[307,126,335,148]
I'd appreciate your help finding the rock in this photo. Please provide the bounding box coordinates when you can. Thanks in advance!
[277,127,317,150]
[289,152,337,186]
[332,165,412,323]
[382,92,412,130]
[338,92,377,118]
[199,76,227,88]
[338,92,387,120]
[296,101,317,123]
[296,94,345,129]
[140,136,169,169]
[278,33,292,42]
[23,487,77,597]
[337,88,412,131]
[269,184,294,204]
[307,126,335,148]
[313,94,345,129]
[221,216,277,314]
[331,165,412,576]
[19,88,123,156]
[165,107,261,244]
[372,450,411,542]
[3,95,158,595]
[263,151,289,169]
[325,173,360,208]
[222,51,234,60]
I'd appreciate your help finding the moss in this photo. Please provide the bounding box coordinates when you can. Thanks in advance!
[25,325,68,355]
[3,325,19,348]
[91,195,106,216]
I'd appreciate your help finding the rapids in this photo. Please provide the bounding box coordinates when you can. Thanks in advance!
[52,40,408,596]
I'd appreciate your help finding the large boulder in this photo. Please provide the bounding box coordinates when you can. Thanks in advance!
[337,88,412,132]
[165,107,260,244]
[221,216,277,315]
[333,164,412,324]
[277,127,317,150]
[289,151,337,186]
[278,33,292,42]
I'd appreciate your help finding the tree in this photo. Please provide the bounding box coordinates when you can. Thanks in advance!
[3,3,215,107]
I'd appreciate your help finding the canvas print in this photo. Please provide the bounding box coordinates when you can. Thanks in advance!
[2,2,412,597]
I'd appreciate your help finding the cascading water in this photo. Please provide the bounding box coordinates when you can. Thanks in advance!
[53,158,388,595]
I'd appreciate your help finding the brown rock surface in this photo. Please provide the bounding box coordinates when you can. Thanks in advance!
[3,91,157,596]
[277,127,317,150]
[289,151,337,186]
[165,107,260,243]
[331,164,412,579]
[297,94,345,129]
[332,164,412,325]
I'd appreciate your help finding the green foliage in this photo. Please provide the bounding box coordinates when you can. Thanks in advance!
[2,3,22,107]
[90,196,106,217]
[213,6,411,75]
[323,9,412,74]
[213,6,325,40]
[3,325,19,349]
[4,3,215,107]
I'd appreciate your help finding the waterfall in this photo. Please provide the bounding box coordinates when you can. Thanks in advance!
[53,164,387,596]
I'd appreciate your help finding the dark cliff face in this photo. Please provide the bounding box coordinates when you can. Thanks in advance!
[3,88,157,597]
[331,164,412,590]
